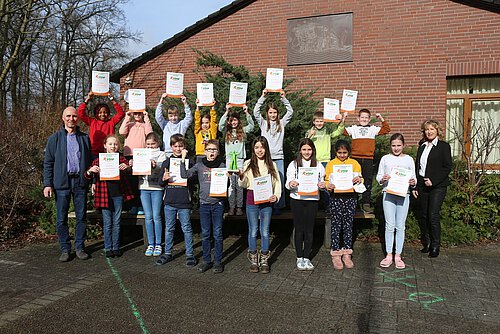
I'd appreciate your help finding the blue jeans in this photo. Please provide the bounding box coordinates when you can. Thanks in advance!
[164,205,193,257]
[55,177,87,252]
[102,196,123,251]
[273,159,285,210]
[382,192,410,254]
[140,190,163,246]
[246,204,272,252]
[199,202,224,264]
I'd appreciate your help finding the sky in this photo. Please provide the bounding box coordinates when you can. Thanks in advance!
[122,0,234,58]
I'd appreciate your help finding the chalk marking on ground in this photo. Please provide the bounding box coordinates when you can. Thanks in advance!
[0,259,25,266]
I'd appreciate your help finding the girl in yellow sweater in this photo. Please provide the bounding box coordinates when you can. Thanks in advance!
[194,99,217,163]
[325,139,363,270]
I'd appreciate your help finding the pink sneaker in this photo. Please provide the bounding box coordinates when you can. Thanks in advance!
[394,255,405,269]
[379,255,393,268]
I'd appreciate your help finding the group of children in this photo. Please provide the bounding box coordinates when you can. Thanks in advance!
[78,88,418,273]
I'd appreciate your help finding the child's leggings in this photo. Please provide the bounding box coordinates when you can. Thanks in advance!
[329,196,357,251]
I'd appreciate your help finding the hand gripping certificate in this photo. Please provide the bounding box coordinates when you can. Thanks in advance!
[166,72,184,98]
[340,89,358,114]
[197,83,214,106]
[297,167,319,196]
[128,89,146,112]
[228,82,248,106]
[99,153,120,181]
[330,164,354,193]
[91,71,110,96]
[386,167,411,197]
[168,158,188,186]
[209,168,228,197]
[265,68,284,92]
[132,148,152,176]
[252,174,273,204]
[323,98,340,123]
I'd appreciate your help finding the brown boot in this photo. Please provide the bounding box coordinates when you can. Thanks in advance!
[259,250,271,274]
[342,249,354,269]
[228,208,235,216]
[330,250,343,270]
[247,251,259,273]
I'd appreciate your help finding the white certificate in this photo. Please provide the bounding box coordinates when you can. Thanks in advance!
[252,174,273,204]
[166,72,184,98]
[330,164,354,193]
[99,153,120,181]
[91,71,109,96]
[386,167,411,197]
[132,148,152,176]
[168,158,188,186]
[209,168,228,197]
[128,89,146,112]
[324,98,340,123]
[297,167,319,196]
[197,83,214,106]
[340,89,358,114]
[265,68,284,92]
[228,82,248,106]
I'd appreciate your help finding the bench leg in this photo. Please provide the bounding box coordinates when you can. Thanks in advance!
[324,218,331,249]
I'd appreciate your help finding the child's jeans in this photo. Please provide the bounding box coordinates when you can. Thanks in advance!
[199,202,224,264]
[246,203,272,252]
[164,205,194,257]
[102,196,123,251]
[382,192,410,254]
[227,157,244,209]
[140,189,163,246]
[328,196,357,251]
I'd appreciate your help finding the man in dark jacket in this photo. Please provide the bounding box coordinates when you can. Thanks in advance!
[43,106,92,262]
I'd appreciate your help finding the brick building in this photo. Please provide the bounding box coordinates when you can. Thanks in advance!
[112,0,500,161]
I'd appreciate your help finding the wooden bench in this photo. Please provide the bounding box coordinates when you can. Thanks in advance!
[69,210,374,247]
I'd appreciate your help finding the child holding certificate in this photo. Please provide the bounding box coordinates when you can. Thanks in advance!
[85,135,134,258]
[344,108,391,213]
[253,89,294,214]
[138,133,167,257]
[376,133,416,269]
[285,138,325,271]
[238,136,281,274]
[194,99,218,163]
[306,111,346,166]
[119,109,153,214]
[155,93,192,156]
[180,140,226,273]
[325,140,363,270]
[156,134,197,268]
[78,92,125,159]
[218,103,254,216]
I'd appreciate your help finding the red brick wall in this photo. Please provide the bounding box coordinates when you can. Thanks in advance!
[119,0,500,144]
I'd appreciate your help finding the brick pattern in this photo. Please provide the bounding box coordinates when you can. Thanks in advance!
[119,0,500,144]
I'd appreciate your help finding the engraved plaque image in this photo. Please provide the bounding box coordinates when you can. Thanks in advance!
[287,13,353,66]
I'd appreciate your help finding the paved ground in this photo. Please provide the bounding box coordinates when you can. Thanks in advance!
[1,229,499,334]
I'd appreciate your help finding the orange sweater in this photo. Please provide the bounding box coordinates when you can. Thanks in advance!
[344,121,390,159]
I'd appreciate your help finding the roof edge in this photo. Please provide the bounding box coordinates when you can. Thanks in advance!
[110,0,256,83]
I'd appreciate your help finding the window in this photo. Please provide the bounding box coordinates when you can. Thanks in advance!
[446,76,500,167]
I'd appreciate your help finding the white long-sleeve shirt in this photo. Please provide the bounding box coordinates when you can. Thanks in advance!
[376,154,416,193]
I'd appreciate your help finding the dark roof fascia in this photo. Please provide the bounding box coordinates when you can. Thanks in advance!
[110,0,257,83]
[450,0,500,14]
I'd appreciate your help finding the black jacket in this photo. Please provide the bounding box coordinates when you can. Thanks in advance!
[415,140,452,189]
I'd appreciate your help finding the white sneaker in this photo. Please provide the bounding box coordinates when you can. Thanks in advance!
[145,245,154,256]
[296,257,306,270]
[303,258,315,270]
[153,245,162,257]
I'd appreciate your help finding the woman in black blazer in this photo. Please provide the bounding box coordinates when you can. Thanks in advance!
[412,120,452,258]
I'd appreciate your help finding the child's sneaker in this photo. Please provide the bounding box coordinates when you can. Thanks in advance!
[303,258,315,271]
[186,256,197,267]
[213,262,224,273]
[156,254,173,265]
[153,245,162,257]
[145,245,154,257]
[296,257,306,270]
[197,262,213,273]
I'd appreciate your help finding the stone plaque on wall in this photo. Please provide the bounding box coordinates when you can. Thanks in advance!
[287,13,353,66]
